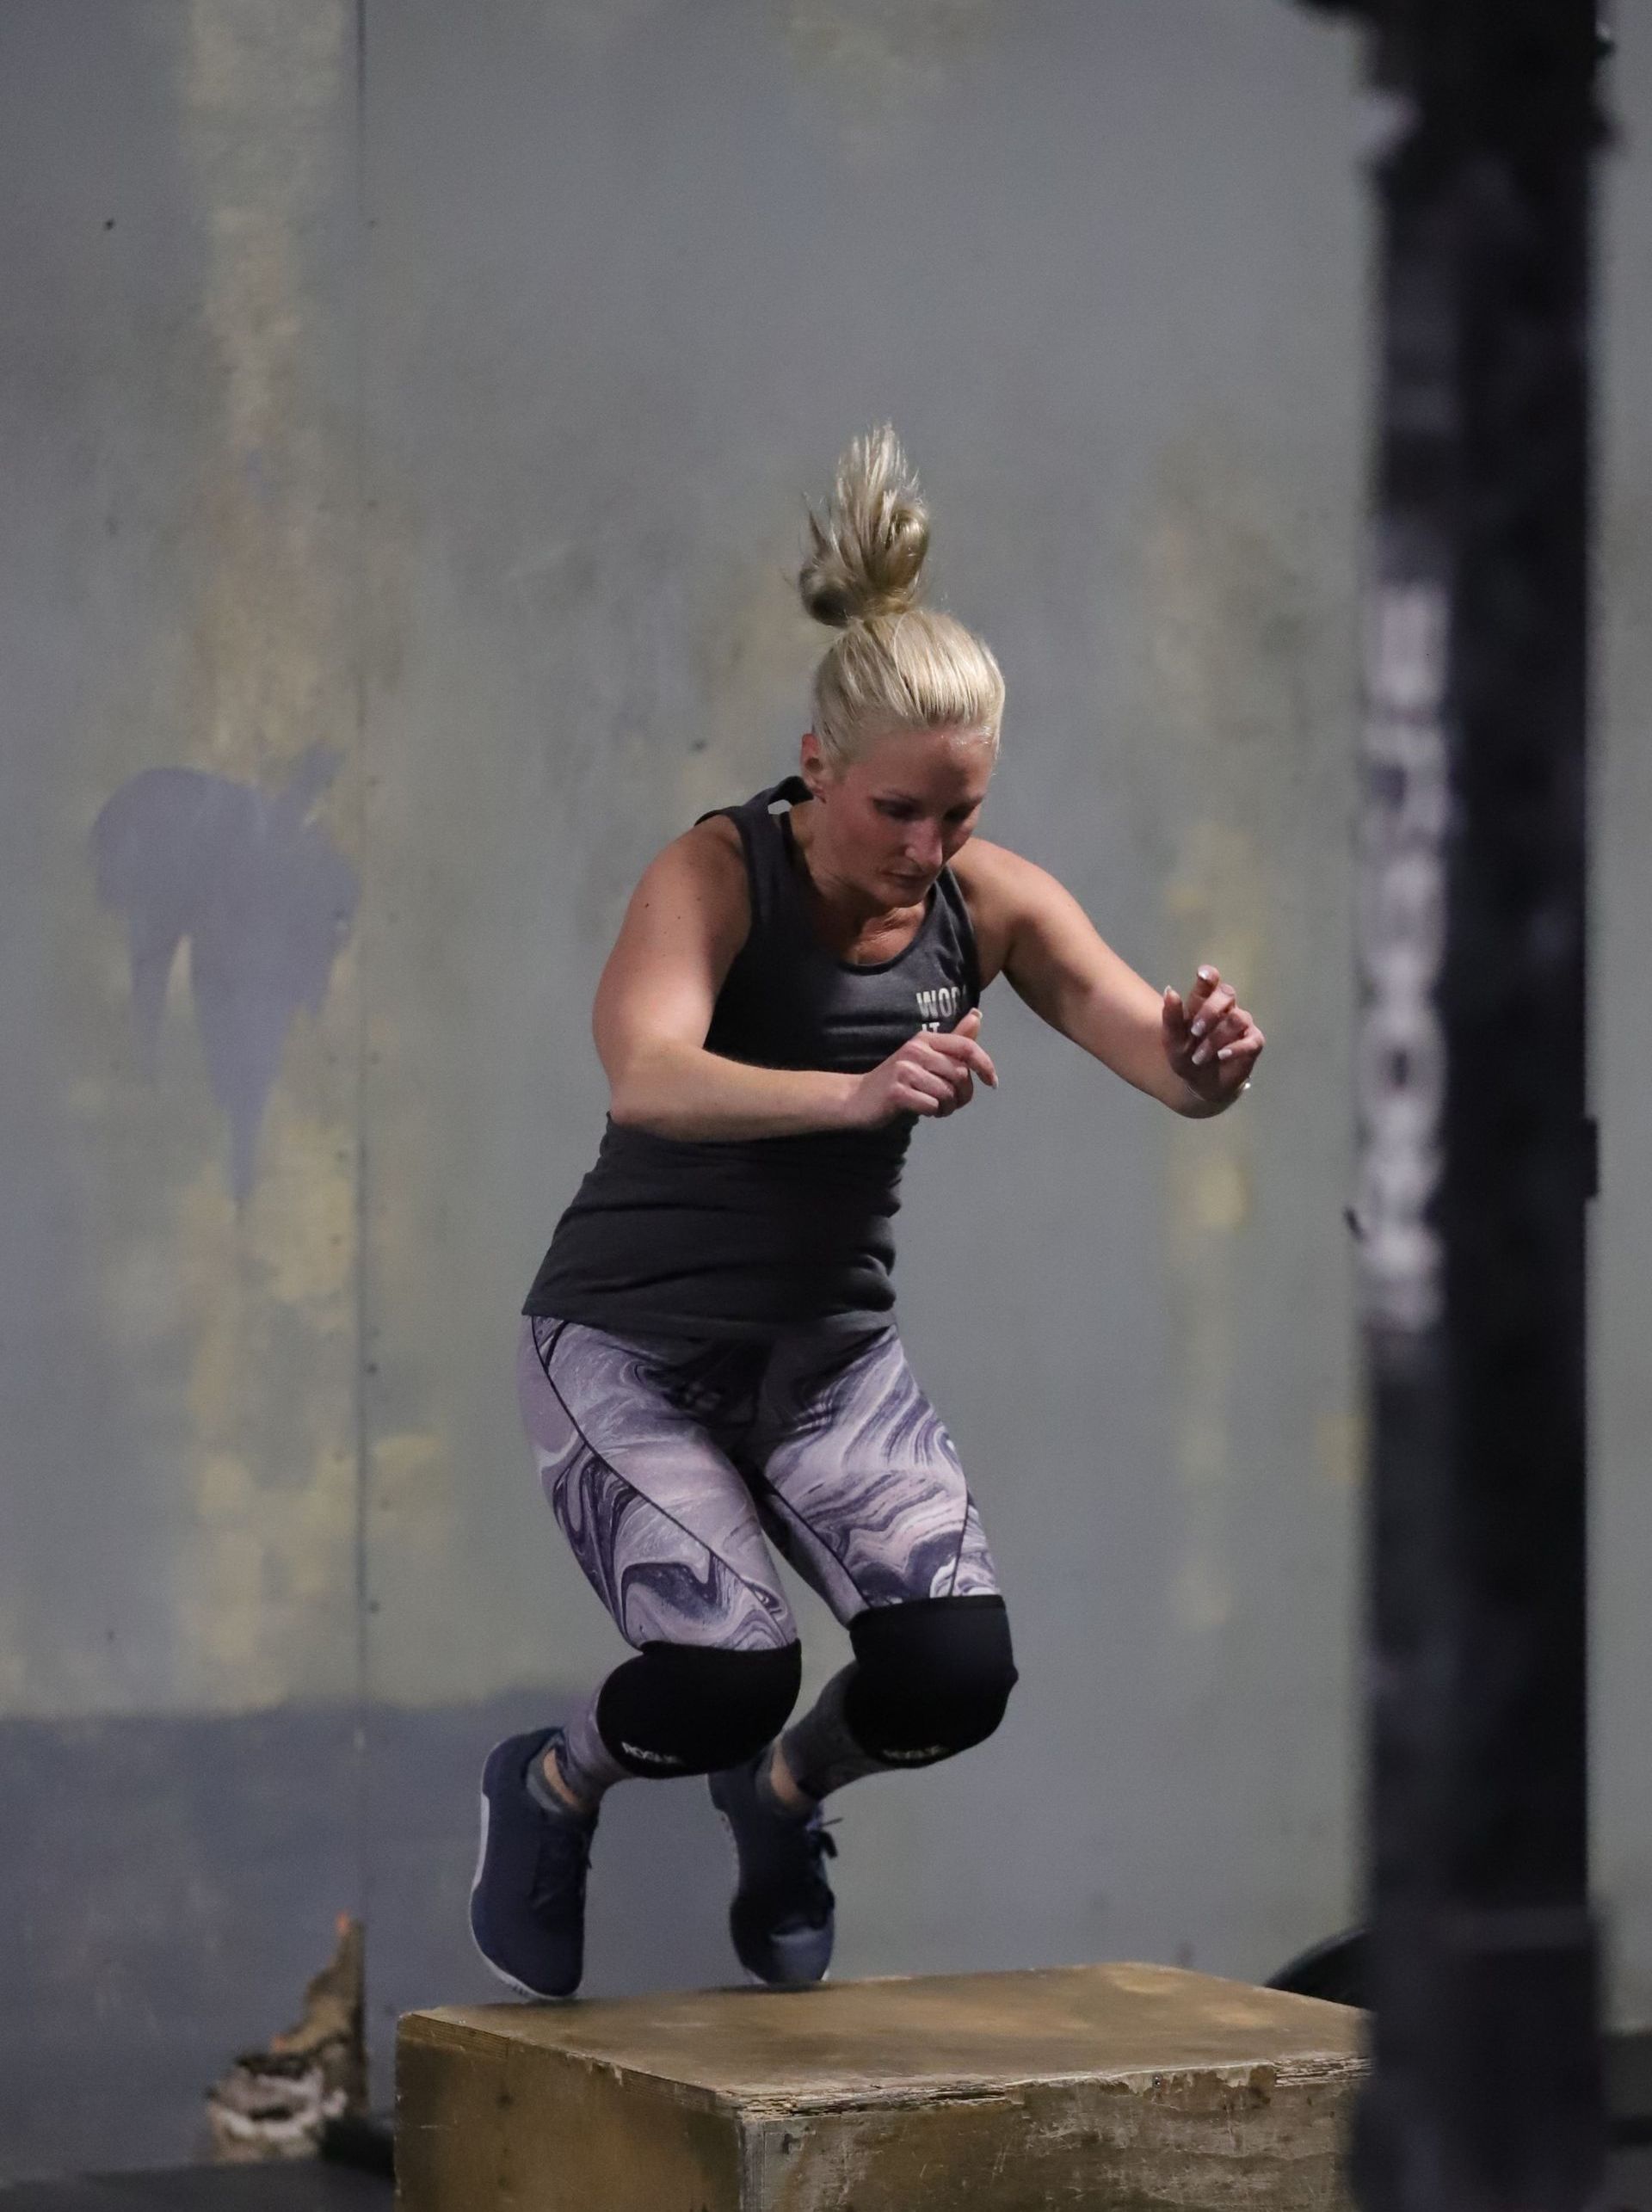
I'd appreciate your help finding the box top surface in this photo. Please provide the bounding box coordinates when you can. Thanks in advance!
[404,1962,1365,2105]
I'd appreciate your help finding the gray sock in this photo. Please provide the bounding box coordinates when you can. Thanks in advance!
[779,1664,891,1803]
[555,1692,638,1808]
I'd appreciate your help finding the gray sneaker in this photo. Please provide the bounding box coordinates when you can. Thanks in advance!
[708,1752,836,1987]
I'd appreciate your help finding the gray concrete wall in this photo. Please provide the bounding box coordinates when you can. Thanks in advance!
[2,0,1648,2179]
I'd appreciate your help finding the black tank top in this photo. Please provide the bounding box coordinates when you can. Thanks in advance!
[522,774,982,1340]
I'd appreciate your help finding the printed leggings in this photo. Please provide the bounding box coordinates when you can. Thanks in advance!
[517,1313,1017,1802]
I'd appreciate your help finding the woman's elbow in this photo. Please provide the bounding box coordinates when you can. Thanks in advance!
[605,1045,680,1133]
[606,1068,655,1131]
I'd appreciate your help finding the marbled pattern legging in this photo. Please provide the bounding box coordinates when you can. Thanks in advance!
[518,1312,1002,1652]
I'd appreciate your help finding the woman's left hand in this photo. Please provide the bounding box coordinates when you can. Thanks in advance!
[1162,965,1264,1107]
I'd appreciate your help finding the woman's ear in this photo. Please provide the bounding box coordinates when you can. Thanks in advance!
[798,731,828,801]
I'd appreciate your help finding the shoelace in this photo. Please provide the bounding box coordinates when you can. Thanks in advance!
[780,1815,839,1926]
[528,1815,594,1916]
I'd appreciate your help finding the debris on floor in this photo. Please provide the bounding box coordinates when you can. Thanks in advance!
[204,1918,366,2165]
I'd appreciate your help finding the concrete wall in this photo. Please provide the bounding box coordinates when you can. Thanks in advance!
[2,0,1648,2179]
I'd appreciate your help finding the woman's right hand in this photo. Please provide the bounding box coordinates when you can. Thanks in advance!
[842,1008,998,1127]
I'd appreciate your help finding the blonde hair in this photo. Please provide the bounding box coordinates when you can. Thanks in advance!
[798,427,1004,772]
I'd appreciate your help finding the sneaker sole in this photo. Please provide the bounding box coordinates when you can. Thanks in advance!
[469,1788,580,2004]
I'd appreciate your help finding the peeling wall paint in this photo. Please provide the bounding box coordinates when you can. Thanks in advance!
[152,0,364,1712]
[0,0,365,1722]
[1120,418,1365,1956]
[1144,437,1298,1659]
[182,0,354,775]
[781,0,999,128]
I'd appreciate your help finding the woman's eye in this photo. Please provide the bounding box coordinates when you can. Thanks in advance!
[877,803,974,826]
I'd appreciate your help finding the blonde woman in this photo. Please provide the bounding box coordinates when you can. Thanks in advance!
[472,429,1265,1999]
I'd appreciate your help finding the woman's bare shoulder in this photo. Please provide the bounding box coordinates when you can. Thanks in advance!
[636,811,745,890]
[952,835,1057,888]
[656,812,749,927]
[950,834,1062,920]
[669,814,748,915]
[686,811,744,866]
[602,814,750,988]
[950,836,1050,984]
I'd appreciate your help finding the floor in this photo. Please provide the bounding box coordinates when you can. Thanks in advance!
[0,2144,1648,2210]
[0,2171,391,2211]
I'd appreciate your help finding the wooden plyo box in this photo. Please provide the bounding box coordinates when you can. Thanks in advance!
[397,1962,1365,2211]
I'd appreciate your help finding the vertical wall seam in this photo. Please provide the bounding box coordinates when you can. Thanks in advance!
[349,0,373,2009]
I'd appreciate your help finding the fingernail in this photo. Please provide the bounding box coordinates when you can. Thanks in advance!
[1190,1018,1205,1038]
[1192,1042,1210,1065]
[1217,1044,1232,1061]
[1198,965,1217,983]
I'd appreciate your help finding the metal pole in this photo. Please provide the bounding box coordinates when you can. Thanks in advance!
[1294,3,1607,2205]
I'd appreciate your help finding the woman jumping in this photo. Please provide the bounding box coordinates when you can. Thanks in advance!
[471,428,1265,1999]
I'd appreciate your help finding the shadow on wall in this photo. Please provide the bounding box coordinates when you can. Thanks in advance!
[90,744,359,1201]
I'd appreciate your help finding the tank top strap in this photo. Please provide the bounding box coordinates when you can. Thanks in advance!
[933,863,983,1002]
[694,777,809,933]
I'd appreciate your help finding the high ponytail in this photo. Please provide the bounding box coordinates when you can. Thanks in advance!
[800,427,1004,772]
[799,425,929,628]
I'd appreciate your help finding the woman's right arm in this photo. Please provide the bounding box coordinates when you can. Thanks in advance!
[592,822,995,1142]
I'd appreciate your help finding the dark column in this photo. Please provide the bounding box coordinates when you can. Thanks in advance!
[1294,4,1607,2207]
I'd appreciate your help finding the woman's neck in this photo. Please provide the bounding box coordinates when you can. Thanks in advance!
[786,804,926,952]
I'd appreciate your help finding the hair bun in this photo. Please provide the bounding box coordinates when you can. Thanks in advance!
[798,425,930,630]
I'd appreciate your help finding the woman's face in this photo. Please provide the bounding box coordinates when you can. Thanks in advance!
[801,724,995,905]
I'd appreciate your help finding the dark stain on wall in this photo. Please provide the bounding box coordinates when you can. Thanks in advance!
[91,746,358,1201]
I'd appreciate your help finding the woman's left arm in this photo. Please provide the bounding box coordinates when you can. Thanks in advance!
[965,842,1264,1118]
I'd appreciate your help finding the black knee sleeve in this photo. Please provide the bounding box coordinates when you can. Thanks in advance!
[843,1595,1018,1767]
[595,1640,802,1778]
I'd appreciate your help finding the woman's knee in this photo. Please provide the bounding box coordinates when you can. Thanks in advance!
[844,1595,1018,1765]
[595,1639,803,1778]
